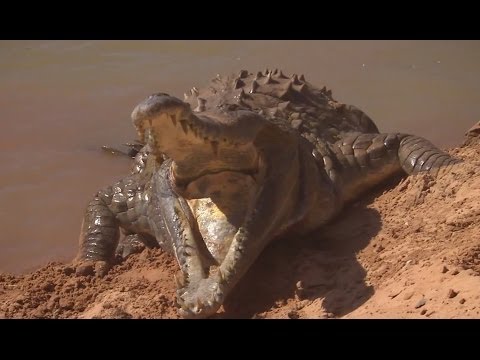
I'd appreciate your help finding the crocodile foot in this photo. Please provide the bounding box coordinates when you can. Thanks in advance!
[176,275,225,319]
[74,259,112,278]
[115,234,147,260]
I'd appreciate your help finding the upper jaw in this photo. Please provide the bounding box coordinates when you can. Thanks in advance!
[131,93,270,146]
[131,93,265,184]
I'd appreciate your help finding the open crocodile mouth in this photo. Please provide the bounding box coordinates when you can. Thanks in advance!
[131,93,268,262]
[132,93,265,187]
[127,91,300,317]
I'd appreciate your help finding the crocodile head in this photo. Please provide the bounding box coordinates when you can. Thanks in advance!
[132,91,296,257]
[132,94,265,189]
[131,91,300,317]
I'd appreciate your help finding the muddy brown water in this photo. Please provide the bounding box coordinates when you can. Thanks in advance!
[1,40,479,274]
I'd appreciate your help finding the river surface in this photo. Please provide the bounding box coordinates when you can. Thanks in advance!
[1,40,479,273]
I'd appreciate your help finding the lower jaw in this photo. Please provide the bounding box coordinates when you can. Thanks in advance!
[177,171,257,263]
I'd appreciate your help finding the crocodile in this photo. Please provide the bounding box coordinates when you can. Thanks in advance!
[77,69,460,318]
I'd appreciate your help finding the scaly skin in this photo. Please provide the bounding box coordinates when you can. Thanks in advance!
[77,69,460,318]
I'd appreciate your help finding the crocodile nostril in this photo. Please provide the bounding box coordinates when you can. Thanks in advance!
[149,92,170,99]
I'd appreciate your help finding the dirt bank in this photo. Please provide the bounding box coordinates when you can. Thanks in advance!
[1,138,479,319]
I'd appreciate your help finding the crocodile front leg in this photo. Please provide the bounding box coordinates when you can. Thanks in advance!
[77,149,163,275]
[77,190,120,268]
[77,174,156,275]
[115,232,158,260]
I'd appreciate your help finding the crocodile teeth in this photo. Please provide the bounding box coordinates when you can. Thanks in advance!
[238,69,249,78]
[189,124,197,137]
[180,120,188,135]
[196,128,205,139]
[277,70,288,79]
[210,140,219,156]
[183,93,189,100]
[191,87,199,96]
[174,273,184,288]
[170,114,177,126]
[299,74,306,81]
[255,71,263,79]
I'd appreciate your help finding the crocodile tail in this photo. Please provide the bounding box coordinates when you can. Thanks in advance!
[397,135,461,176]
[327,132,461,204]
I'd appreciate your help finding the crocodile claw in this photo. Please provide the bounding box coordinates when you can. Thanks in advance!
[74,260,111,278]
